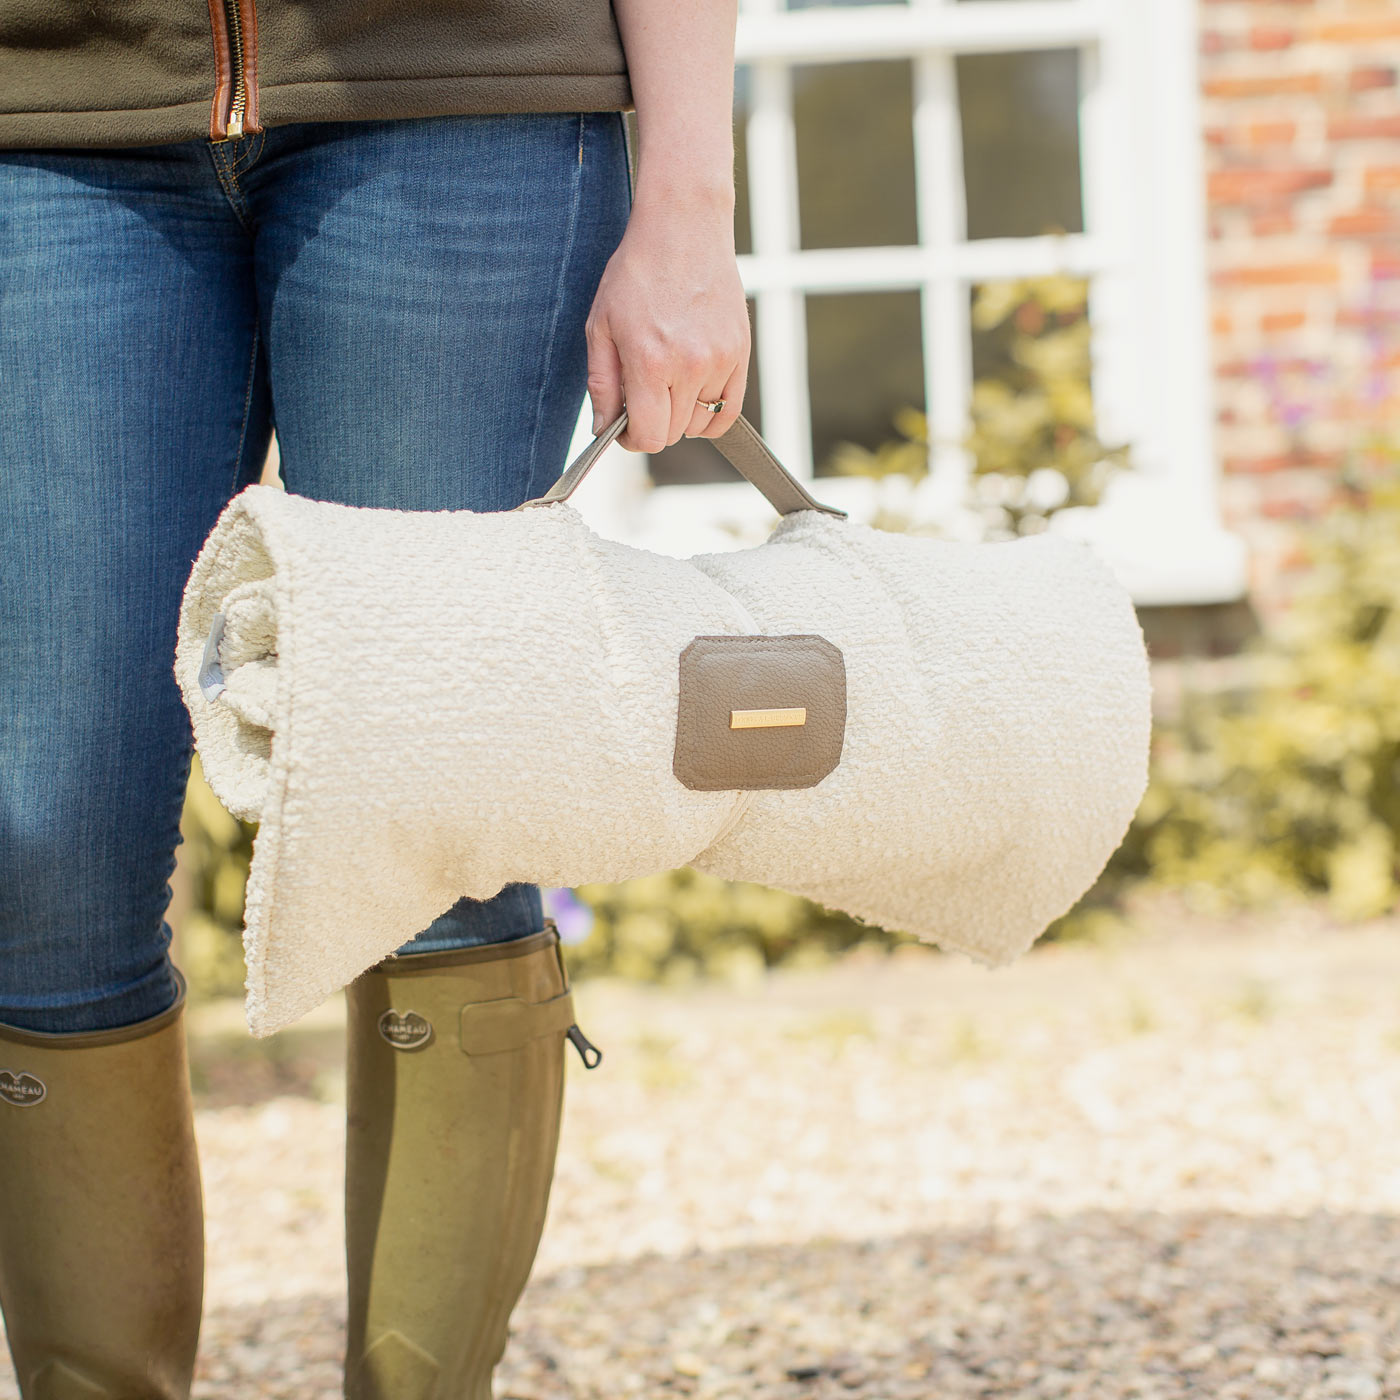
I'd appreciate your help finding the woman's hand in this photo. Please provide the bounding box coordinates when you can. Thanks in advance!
[590,0,745,453]
[585,191,750,452]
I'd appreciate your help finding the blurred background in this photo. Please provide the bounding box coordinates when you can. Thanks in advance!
[137,3,1400,1395]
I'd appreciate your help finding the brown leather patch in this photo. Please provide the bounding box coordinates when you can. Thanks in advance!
[239,0,260,132]
[674,635,846,792]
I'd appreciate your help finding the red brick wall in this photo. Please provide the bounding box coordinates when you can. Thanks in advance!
[1201,0,1400,599]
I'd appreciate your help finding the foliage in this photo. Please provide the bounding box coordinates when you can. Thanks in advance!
[176,756,256,998]
[965,274,1131,534]
[825,404,930,484]
[564,869,909,986]
[827,275,1131,539]
[1128,482,1400,920]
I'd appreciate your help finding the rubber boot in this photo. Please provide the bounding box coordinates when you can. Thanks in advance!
[0,972,205,1400]
[344,922,599,1400]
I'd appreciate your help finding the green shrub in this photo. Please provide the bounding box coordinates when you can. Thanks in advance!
[963,274,1130,530]
[176,756,256,998]
[827,274,1131,539]
[565,869,909,985]
[1129,482,1400,919]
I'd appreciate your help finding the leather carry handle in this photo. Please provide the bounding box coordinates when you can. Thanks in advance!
[517,410,847,519]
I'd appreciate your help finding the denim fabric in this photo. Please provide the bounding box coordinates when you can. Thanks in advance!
[0,113,632,1033]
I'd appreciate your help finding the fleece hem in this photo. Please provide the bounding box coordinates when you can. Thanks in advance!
[0,73,633,150]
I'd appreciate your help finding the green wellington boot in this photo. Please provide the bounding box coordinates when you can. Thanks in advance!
[0,972,205,1400]
[344,921,600,1400]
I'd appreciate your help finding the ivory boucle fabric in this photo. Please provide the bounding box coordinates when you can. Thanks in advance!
[176,486,1151,1036]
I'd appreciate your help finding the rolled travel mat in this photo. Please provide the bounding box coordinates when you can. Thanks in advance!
[175,416,1151,1036]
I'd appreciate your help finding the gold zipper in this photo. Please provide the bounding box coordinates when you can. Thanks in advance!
[224,0,247,138]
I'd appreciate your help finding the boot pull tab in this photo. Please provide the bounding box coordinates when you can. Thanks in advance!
[566,1024,602,1069]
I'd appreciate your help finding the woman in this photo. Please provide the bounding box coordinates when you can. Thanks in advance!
[0,3,748,1395]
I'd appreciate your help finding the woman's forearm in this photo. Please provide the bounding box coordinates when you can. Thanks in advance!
[585,0,749,452]
[611,0,739,219]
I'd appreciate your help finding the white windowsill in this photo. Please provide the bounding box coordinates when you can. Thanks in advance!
[563,441,1249,609]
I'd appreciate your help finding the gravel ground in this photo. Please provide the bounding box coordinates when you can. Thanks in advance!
[5,899,1400,1399]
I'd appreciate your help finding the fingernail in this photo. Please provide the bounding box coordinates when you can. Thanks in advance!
[592,412,603,434]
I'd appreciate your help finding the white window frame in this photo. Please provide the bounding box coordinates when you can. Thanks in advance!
[567,0,1246,606]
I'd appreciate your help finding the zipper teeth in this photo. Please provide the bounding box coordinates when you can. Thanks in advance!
[226,0,246,127]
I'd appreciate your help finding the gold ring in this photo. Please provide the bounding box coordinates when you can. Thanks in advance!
[700,398,726,414]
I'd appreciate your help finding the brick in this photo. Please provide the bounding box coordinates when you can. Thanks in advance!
[1249,25,1296,49]
[1216,261,1340,286]
[1228,447,1343,475]
[1208,167,1333,203]
[1204,72,1325,98]
[1349,65,1397,92]
[1215,353,1327,377]
[1364,165,1400,193]
[1213,311,1235,337]
[1201,29,1231,55]
[1261,310,1307,333]
[1251,211,1297,235]
[1312,18,1400,43]
[1224,452,1339,475]
[1331,392,1400,421]
[1329,115,1400,141]
[1374,253,1400,280]
[1204,124,1229,147]
[1260,495,1327,520]
[1337,305,1400,329]
[1329,208,1396,236]
[1247,120,1297,145]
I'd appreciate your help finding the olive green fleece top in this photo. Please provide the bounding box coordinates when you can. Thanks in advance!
[0,0,632,149]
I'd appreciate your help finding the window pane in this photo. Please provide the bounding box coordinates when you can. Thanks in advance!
[647,301,762,487]
[958,49,1084,240]
[806,291,924,476]
[734,66,753,257]
[794,60,917,250]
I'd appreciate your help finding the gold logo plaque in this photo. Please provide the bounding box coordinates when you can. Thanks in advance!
[730,707,807,730]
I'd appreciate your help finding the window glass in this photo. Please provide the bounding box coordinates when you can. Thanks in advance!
[806,291,924,475]
[647,301,763,487]
[958,49,1084,240]
[794,60,917,250]
[734,66,753,257]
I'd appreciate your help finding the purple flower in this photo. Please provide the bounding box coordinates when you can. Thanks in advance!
[543,886,595,945]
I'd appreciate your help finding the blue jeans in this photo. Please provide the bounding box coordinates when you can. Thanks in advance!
[0,113,632,1034]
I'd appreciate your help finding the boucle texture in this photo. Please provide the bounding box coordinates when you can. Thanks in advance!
[175,486,1151,1036]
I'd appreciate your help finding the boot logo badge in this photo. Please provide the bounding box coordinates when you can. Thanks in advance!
[378,1010,433,1051]
[0,1069,47,1108]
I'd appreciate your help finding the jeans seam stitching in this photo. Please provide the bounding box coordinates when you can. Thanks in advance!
[231,130,262,175]
[523,114,587,494]
[207,140,252,230]
[229,325,262,496]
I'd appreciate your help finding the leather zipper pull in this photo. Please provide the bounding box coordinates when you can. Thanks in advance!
[565,1024,602,1069]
